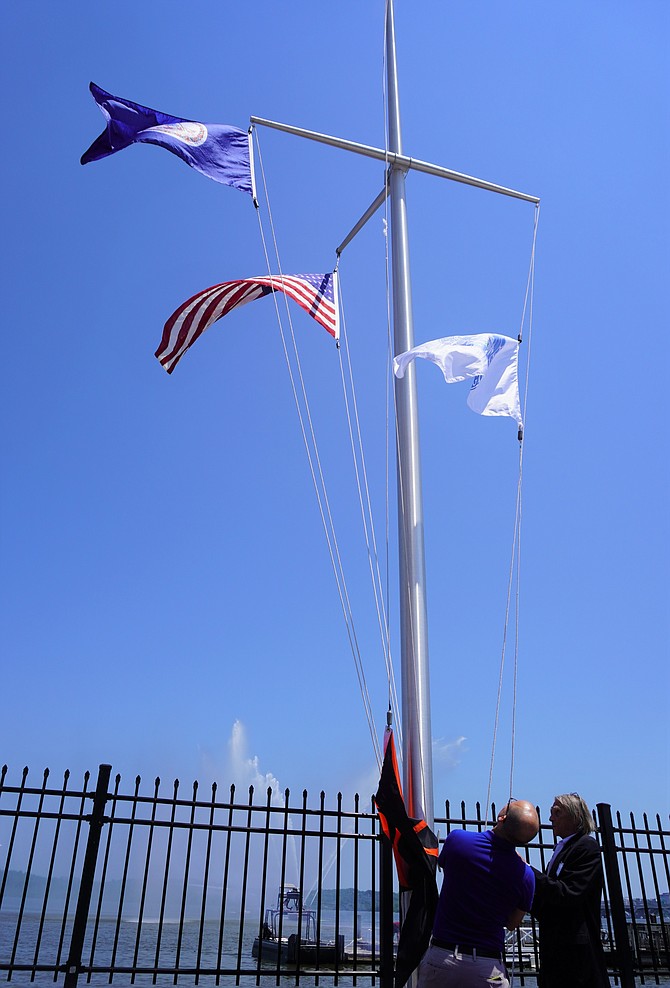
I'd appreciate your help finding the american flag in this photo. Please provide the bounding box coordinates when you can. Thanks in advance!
[155,272,339,374]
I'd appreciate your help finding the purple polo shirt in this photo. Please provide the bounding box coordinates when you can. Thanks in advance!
[432,829,535,953]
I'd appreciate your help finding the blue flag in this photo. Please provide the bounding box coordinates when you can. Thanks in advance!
[81,83,254,195]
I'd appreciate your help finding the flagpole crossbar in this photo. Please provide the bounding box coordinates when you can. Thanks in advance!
[249,115,540,204]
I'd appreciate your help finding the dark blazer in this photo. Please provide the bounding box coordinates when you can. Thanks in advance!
[530,833,610,988]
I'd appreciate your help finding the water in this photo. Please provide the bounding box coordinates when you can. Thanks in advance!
[2,914,668,986]
[0,911,380,986]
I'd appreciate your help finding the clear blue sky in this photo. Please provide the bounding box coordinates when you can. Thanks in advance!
[1,1,668,822]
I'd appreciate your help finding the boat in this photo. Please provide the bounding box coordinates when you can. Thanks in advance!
[344,921,400,962]
[251,884,346,965]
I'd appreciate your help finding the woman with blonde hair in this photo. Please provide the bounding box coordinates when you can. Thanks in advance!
[530,793,610,987]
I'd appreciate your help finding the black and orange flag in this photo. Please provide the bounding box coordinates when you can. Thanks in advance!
[374,728,439,988]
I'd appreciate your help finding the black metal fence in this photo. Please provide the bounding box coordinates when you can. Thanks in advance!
[0,763,668,986]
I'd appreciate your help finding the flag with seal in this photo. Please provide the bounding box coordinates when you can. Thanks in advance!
[81,83,254,195]
[394,333,523,425]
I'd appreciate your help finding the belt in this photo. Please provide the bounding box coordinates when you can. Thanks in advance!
[430,936,502,960]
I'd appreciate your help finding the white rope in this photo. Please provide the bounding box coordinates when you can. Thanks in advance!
[381,0,399,746]
[484,205,540,823]
[484,455,523,823]
[335,273,402,737]
[510,204,539,798]
[252,129,383,769]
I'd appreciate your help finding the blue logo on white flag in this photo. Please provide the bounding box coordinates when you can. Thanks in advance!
[471,334,507,392]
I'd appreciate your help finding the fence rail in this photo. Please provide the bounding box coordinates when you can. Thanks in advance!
[0,763,668,986]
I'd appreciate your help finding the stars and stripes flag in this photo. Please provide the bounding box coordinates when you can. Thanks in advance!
[155,273,339,373]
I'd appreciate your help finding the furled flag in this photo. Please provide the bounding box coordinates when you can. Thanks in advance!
[394,333,523,425]
[375,728,438,988]
[81,83,254,195]
[155,273,339,373]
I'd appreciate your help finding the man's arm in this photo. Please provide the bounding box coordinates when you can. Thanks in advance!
[508,862,535,931]
[506,908,527,931]
[531,837,602,914]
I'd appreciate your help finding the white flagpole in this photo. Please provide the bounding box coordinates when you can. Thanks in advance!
[385,0,434,829]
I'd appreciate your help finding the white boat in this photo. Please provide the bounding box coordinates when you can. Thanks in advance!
[345,921,400,963]
[251,884,345,965]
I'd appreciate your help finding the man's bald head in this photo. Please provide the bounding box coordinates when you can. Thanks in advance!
[494,799,539,846]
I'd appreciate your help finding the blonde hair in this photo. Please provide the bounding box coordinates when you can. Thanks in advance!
[554,793,595,834]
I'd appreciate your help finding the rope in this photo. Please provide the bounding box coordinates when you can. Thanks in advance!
[252,128,383,769]
[484,204,540,823]
[336,274,402,738]
[382,1,397,739]
[382,201,399,746]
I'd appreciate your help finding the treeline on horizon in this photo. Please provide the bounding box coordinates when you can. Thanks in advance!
[3,871,665,918]
[305,888,400,911]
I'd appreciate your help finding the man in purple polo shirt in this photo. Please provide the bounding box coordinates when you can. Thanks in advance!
[417,799,539,988]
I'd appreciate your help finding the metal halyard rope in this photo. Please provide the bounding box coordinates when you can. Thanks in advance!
[335,273,402,737]
[252,129,383,768]
[382,0,398,744]
[484,204,540,823]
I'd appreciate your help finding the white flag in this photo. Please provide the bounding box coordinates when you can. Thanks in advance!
[393,333,523,425]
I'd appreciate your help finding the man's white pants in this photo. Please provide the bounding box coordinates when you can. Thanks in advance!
[417,943,510,987]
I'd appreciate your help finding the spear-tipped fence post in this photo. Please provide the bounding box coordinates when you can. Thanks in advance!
[597,802,635,988]
[379,830,395,988]
[63,764,112,987]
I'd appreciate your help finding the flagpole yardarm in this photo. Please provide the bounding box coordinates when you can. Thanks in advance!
[249,116,539,204]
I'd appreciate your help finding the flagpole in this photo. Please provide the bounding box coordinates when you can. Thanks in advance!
[386,0,434,829]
